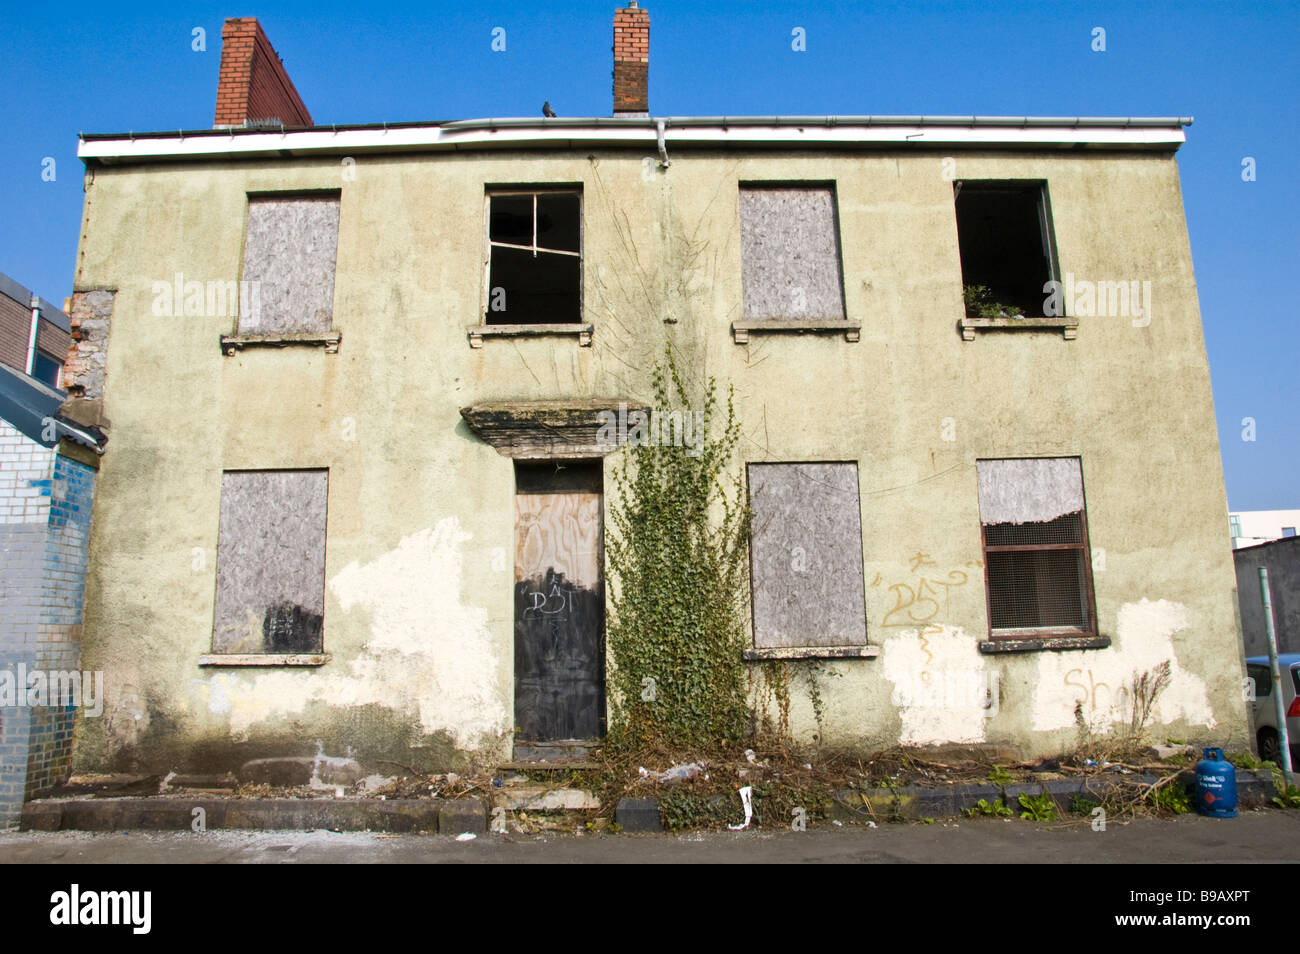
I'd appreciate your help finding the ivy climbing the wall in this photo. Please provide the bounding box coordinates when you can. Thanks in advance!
[605,347,752,756]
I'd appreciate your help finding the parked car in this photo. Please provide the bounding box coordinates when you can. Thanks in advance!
[1245,654,1300,763]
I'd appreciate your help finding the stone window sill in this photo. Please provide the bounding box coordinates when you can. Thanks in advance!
[732,320,861,344]
[220,332,341,355]
[742,644,879,662]
[198,653,331,667]
[960,316,1078,341]
[978,634,1109,655]
[468,324,593,348]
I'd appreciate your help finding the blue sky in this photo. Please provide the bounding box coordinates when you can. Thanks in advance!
[2,0,1296,510]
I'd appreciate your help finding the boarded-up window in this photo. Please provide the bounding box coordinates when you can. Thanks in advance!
[976,458,1095,637]
[739,185,845,321]
[748,462,867,648]
[212,470,328,654]
[240,195,340,334]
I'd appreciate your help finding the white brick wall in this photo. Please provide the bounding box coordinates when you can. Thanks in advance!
[0,420,54,524]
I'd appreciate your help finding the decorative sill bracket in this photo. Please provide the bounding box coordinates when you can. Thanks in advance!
[468,323,593,348]
[198,653,331,667]
[742,644,879,661]
[220,331,341,355]
[960,316,1078,341]
[732,319,861,344]
[978,635,1110,655]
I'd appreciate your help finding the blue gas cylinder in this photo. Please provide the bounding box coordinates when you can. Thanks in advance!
[1194,747,1238,818]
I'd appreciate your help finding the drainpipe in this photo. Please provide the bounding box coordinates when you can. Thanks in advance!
[656,118,670,168]
[25,294,40,376]
[1260,567,1293,784]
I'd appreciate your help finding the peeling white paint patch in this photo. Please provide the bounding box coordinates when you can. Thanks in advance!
[191,676,231,715]
[1032,598,1216,733]
[883,626,991,744]
[185,519,508,748]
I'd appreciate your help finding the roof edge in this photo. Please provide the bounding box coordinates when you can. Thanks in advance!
[78,115,1191,165]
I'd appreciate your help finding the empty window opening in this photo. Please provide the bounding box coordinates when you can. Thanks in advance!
[486,190,582,325]
[955,181,1056,319]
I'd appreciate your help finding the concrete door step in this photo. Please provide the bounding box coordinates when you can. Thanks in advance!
[512,741,597,761]
[498,788,602,811]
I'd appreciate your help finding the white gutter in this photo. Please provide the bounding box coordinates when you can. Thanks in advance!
[79,115,1189,164]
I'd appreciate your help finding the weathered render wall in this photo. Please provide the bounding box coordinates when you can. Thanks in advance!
[69,146,1247,773]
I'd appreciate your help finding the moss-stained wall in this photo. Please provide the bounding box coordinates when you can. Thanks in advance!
[69,146,1247,772]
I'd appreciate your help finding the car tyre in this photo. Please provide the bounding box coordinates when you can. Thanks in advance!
[1259,727,1281,763]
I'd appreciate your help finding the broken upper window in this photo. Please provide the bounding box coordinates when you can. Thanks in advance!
[485,189,582,324]
[748,462,868,649]
[212,470,328,655]
[955,181,1057,319]
[240,194,341,334]
[739,184,846,321]
[977,458,1096,638]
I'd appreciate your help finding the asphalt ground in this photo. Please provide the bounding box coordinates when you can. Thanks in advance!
[2,806,1296,863]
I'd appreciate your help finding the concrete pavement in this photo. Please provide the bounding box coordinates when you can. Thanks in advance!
[2,809,1298,863]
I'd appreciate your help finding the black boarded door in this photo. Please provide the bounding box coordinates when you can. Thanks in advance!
[514,461,605,743]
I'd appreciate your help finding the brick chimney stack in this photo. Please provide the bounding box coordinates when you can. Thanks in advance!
[214,18,312,128]
[612,1,649,115]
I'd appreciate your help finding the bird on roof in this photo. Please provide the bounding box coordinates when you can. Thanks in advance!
[542,101,557,118]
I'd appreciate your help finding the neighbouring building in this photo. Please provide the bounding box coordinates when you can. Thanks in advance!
[0,274,106,824]
[0,272,70,389]
[1230,509,1300,550]
[59,5,1248,784]
[1235,537,1300,658]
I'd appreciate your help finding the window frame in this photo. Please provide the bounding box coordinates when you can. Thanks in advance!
[31,350,62,389]
[977,457,1099,643]
[481,185,584,327]
[955,180,1076,341]
[954,179,1061,310]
